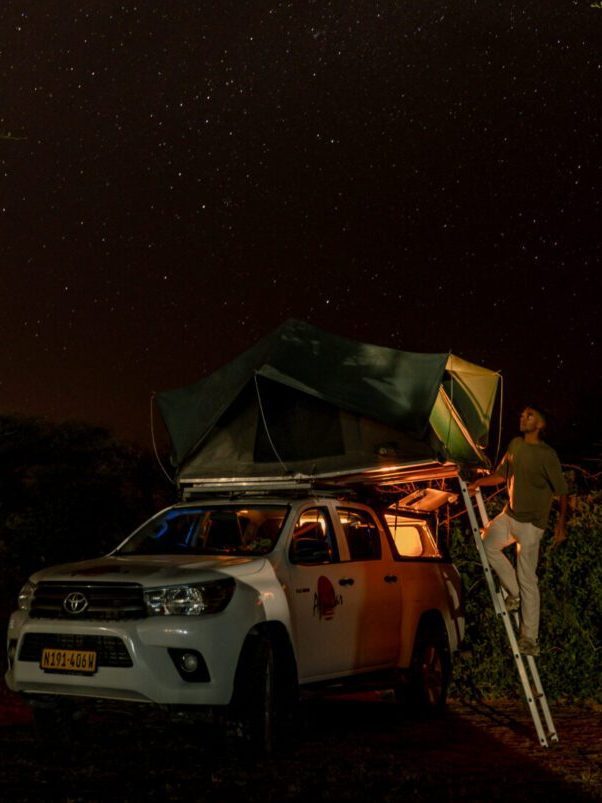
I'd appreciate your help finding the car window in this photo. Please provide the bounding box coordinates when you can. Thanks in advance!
[289,507,338,565]
[390,523,424,557]
[116,506,288,556]
[337,508,381,561]
[385,513,442,559]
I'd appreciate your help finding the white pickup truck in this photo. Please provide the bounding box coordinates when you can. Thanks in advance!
[6,493,464,752]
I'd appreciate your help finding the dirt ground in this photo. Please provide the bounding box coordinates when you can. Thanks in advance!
[0,680,601,802]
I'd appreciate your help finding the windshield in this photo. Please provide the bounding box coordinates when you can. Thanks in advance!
[116,505,289,557]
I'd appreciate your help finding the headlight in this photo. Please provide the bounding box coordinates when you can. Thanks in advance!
[143,578,235,616]
[18,580,36,611]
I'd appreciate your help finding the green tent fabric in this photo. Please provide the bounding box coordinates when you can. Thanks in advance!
[155,320,500,480]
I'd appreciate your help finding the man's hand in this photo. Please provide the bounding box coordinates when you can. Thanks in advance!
[551,494,569,549]
[467,473,505,495]
[551,520,568,549]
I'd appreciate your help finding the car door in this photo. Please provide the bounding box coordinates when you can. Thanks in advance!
[333,504,402,669]
[284,503,365,681]
[384,514,463,663]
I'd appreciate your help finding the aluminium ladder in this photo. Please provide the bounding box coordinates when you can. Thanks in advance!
[458,479,559,747]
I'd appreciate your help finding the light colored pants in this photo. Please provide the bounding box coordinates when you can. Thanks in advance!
[482,512,545,641]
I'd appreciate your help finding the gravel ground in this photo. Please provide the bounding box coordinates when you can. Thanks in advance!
[0,681,601,802]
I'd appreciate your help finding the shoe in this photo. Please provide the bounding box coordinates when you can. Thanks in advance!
[518,636,540,657]
[505,594,520,613]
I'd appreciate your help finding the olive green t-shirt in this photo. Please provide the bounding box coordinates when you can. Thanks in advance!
[496,437,568,530]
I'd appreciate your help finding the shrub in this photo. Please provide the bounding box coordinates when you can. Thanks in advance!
[0,415,174,615]
[450,491,602,702]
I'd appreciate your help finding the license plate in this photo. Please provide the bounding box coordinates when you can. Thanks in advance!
[40,648,97,674]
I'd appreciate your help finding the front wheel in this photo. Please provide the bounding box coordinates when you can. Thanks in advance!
[229,634,289,755]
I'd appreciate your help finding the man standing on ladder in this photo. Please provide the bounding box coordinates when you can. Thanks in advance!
[471,405,568,657]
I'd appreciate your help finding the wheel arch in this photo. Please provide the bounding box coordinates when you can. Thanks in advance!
[231,621,298,704]
[417,608,448,633]
[402,607,451,667]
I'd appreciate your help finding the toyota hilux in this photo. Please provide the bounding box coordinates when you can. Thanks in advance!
[6,493,464,752]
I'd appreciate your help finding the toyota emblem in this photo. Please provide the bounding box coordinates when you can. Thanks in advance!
[63,591,89,615]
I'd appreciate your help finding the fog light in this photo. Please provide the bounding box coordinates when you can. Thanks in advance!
[167,648,210,682]
[180,652,199,673]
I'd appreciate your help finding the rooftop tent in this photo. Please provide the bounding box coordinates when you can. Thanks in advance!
[155,320,500,482]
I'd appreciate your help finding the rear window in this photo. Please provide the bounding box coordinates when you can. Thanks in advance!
[116,506,288,557]
[385,514,442,559]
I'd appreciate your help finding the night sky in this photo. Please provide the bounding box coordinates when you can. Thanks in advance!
[2,2,600,458]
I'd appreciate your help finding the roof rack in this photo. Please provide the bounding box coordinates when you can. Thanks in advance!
[178,461,462,501]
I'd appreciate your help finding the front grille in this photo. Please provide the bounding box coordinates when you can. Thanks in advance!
[30,582,146,620]
[19,633,133,667]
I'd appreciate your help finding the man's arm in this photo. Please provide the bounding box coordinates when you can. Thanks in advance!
[551,494,568,548]
[545,450,569,548]
[468,473,506,494]
[468,445,510,494]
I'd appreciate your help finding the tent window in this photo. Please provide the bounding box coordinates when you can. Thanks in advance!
[254,379,345,463]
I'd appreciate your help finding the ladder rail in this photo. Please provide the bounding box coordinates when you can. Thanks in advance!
[473,484,556,738]
[458,479,558,747]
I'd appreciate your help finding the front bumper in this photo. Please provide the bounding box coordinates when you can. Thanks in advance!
[5,593,259,707]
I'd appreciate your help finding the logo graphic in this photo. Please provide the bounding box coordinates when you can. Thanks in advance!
[313,576,343,620]
[63,591,89,615]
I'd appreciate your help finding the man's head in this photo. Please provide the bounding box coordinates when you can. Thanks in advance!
[519,405,547,439]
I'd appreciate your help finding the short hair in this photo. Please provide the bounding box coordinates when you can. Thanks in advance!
[523,404,550,435]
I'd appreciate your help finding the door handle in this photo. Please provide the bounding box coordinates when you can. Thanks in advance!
[384,575,398,584]
[339,577,354,586]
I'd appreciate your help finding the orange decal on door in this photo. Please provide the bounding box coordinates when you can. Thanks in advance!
[313,575,343,620]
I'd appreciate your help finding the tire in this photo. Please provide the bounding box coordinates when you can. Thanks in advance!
[229,635,279,755]
[405,621,451,716]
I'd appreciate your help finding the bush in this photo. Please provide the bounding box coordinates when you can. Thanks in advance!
[450,491,602,702]
[0,415,174,615]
